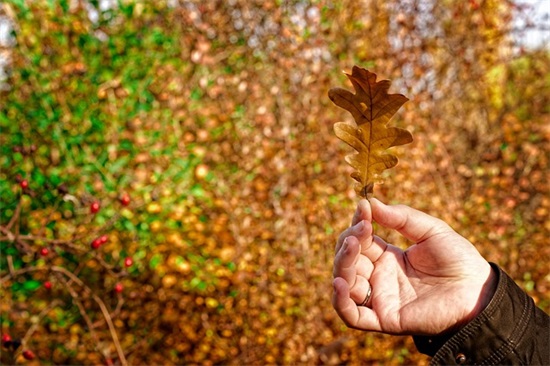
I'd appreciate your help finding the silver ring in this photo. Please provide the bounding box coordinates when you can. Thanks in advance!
[359,284,372,307]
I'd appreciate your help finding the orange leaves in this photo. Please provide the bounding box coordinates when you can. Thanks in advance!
[329,66,413,198]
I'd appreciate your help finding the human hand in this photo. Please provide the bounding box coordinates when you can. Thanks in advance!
[332,198,497,336]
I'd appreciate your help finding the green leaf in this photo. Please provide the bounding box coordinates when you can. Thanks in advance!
[49,173,62,186]
[175,255,186,267]
[23,279,42,291]
[190,184,204,198]
[109,156,131,174]
[190,88,202,101]
[10,0,28,13]
[31,169,46,186]
[190,277,207,291]
[149,253,163,269]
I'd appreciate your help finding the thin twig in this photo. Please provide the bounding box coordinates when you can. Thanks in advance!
[0,227,46,253]
[0,225,15,241]
[6,234,81,246]
[90,292,127,366]
[92,253,125,277]
[0,266,128,366]
[35,201,62,239]
[92,295,124,328]
[16,299,63,359]
[70,260,87,281]
[6,200,21,231]
[50,267,127,366]
[54,272,105,359]
[7,255,15,275]
[1,266,35,284]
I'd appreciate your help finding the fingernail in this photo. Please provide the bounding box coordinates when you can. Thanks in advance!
[353,220,364,233]
[355,203,363,217]
[342,237,349,250]
[332,278,340,292]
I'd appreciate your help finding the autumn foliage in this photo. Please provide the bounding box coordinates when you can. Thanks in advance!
[0,1,549,365]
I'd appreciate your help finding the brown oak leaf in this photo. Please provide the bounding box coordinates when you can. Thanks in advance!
[329,66,413,198]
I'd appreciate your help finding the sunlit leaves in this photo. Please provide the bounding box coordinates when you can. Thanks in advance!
[0,1,548,365]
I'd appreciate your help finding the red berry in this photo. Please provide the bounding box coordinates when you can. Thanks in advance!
[22,349,35,360]
[44,281,52,290]
[1,334,11,348]
[91,201,100,214]
[40,247,49,256]
[114,283,123,293]
[20,180,29,189]
[120,194,131,206]
[99,235,108,244]
[124,257,133,267]
[91,239,102,249]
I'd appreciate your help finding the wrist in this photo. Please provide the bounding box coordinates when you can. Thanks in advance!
[412,267,498,357]
[447,263,498,334]
[472,265,498,318]
[455,263,498,331]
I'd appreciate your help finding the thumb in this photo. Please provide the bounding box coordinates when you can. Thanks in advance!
[370,198,453,243]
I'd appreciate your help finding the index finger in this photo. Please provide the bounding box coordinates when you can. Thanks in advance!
[336,199,373,253]
[351,199,371,226]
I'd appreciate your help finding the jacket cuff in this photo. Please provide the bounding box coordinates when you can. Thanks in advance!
[413,262,544,365]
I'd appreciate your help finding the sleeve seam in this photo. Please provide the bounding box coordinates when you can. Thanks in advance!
[480,278,533,365]
[429,264,523,365]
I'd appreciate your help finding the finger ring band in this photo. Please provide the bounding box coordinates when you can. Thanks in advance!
[359,284,372,307]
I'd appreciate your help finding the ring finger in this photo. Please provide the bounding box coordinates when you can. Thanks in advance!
[334,236,374,303]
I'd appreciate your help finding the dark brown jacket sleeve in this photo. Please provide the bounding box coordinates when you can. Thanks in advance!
[413,263,550,365]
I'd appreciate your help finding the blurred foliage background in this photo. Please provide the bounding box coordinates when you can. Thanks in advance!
[0,0,548,365]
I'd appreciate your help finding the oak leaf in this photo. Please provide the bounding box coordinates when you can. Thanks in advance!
[329,66,413,198]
